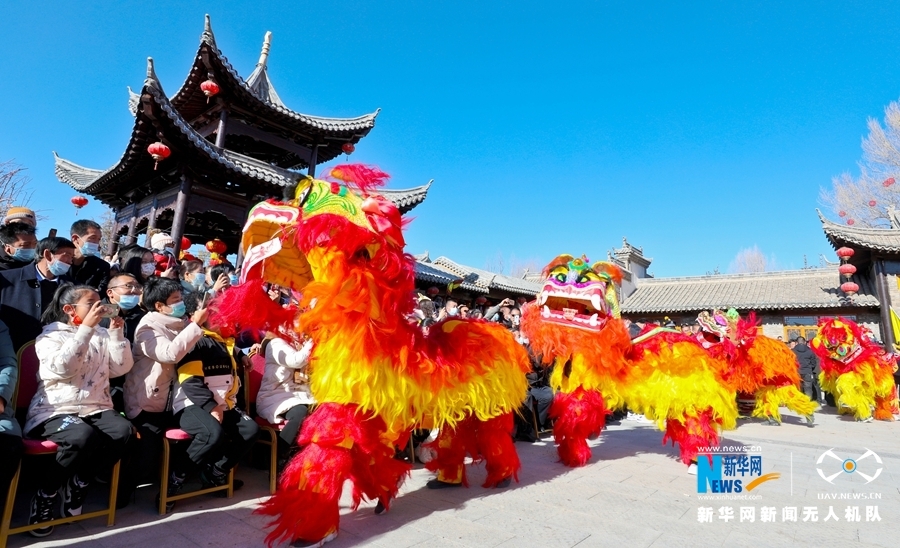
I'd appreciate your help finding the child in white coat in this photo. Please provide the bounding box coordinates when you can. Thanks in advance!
[256,334,314,459]
[24,284,134,537]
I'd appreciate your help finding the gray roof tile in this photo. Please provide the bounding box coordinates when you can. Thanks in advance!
[620,268,878,314]
[818,209,900,252]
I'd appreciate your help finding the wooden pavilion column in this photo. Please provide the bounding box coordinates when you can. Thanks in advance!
[307,145,318,177]
[143,196,160,247]
[125,214,138,246]
[106,207,120,256]
[874,258,896,350]
[215,110,228,148]
[170,175,193,258]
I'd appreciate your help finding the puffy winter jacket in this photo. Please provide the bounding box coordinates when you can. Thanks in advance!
[124,312,203,419]
[172,330,241,414]
[25,322,133,434]
[256,337,315,423]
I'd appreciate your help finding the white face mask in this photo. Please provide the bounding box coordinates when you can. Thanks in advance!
[80,242,100,257]
[141,263,156,277]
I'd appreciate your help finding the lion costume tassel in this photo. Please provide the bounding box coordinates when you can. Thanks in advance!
[217,165,529,547]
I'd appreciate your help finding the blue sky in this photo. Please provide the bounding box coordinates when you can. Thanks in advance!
[2,1,899,277]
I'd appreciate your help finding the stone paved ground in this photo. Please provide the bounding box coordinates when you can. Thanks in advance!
[10,407,900,548]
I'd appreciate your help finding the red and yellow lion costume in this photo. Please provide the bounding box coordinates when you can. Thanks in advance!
[216,165,529,546]
[521,254,737,468]
[697,309,817,425]
[811,317,896,422]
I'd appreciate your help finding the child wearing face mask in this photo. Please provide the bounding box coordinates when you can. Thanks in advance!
[24,284,134,537]
[123,278,207,504]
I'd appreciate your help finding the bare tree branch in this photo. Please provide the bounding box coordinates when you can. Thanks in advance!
[0,160,34,219]
[821,99,900,227]
[728,245,774,273]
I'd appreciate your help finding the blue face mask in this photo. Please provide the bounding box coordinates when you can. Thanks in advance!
[118,294,140,310]
[48,259,71,277]
[167,301,186,318]
[229,274,239,286]
[80,242,100,257]
[11,248,35,262]
[193,274,207,288]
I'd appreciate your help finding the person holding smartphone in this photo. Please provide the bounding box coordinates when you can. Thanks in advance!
[24,284,134,536]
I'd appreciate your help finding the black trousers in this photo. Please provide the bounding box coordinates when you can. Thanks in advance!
[176,406,259,474]
[0,433,22,498]
[801,374,821,403]
[277,404,309,454]
[121,411,174,492]
[29,410,133,493]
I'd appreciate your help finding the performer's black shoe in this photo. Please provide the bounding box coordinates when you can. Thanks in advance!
[426,479,462,489]
[494,477,512,488]
[374,499,388,514]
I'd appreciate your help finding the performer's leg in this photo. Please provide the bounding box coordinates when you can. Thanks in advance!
[255,403,360,547]
[550,387,607,467]
[663,409,720,465]
[474,412,520,488]
[348,422,411,514]
[425,417,476,488]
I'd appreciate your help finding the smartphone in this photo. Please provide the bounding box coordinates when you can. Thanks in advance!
[100,303,120,318]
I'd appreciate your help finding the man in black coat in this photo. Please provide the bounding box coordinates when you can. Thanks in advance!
[69,220,110,292]
[0,237,75,351]
[792,336,822,403]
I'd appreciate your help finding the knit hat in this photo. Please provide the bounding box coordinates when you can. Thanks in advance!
[3,207,36,227]
[150,232,174,250]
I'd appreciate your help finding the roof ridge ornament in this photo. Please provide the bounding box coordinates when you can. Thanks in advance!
[202,14,216,46]
[257,31,272,68]
[144,57,165,95]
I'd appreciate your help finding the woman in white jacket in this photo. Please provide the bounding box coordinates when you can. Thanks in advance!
[256,334,314,458]
[24,284,134,537]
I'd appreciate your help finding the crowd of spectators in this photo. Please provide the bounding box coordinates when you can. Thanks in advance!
[0,209,315,538]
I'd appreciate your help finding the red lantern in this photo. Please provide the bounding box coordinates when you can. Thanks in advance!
[836,247,855,260]
[884,178,895,187]
[342,142,355,155]
[180,236,192,250]
[70,196,88,209]
[847,219,855,226]
[869,200,877,207]
[147,142,171,170]
[200,79,220,102]
[838,210,847,217]
[205,238,227,255]
[475,296,488,305]
[840,281,859,296]
[838,263,857,279]
[426,286,440,297]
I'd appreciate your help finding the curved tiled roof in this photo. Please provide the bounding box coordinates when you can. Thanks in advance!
[620,267,878,314]
[379,181,432,214]
[431,257,542,296]
[167,15,378,154]
[55,58,303,205]
[818,209,900,253]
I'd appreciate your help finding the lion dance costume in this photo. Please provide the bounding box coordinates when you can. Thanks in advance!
[520,255,737,468]
[810,317,896,422]
[696,309,817,425]
[215,165,529,546]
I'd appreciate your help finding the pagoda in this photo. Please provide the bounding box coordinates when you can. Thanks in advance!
[54,15,430,258]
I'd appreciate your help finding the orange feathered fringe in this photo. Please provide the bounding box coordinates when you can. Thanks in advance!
[550,388,608,467]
